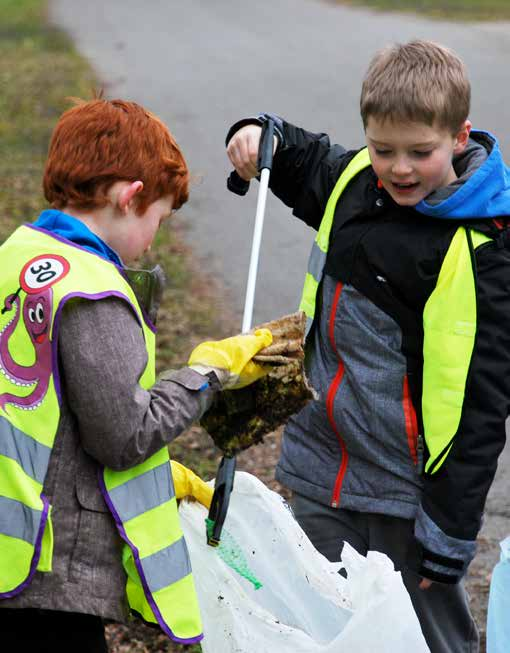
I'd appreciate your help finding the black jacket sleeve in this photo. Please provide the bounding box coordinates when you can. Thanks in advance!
[227,115,359,230]
[411,238,510,583]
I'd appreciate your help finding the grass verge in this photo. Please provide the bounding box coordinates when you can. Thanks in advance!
[0,1,224,650]
[0,0,93,239]
[332,0,510,21]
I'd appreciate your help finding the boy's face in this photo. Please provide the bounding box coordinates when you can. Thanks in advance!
[365,117,470,206]
[115,194,175,264]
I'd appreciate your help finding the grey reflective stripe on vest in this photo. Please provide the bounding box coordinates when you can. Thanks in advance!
[142,536,192,593]
[0,415,51,485]
[308,241,327,281]
[108,463,174,523]
[0,495,41,543]
[300,148,372,339]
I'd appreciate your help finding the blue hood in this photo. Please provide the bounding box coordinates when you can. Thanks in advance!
[415,131,510,219]
[33,209,123,265]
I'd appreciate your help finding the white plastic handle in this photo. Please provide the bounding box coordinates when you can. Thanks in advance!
[241,167,270,333]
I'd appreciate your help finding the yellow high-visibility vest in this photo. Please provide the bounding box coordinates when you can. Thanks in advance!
[0,224,202,644]
[298,149,491,474]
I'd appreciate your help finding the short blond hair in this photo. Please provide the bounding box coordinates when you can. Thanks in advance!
[360,40,470,134]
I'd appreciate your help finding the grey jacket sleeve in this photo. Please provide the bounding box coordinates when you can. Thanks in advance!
[58,296,217,471]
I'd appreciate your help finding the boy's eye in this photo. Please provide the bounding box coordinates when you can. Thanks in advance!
[413,150,432,158]
[374,149,391,156]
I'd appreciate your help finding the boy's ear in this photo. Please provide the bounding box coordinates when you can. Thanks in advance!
[453,120,472,155]
[117,181,144,213]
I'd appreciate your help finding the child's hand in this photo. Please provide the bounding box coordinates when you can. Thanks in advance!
[188,328,273,389]
[227,124,261,181]
[227,125,277,182]
[419,578,433,590]
[170,460,213,509]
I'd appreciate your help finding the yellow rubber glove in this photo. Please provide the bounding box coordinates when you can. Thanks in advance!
[188,328,272,389]
[171,460,213,509]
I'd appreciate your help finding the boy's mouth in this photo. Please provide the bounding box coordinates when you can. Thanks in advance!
[392,181,419,194]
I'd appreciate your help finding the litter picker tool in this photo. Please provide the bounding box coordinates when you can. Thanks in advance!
[206,118,276,547]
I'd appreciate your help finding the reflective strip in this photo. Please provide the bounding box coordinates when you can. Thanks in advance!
[0,495,41,544]
[316,148,372,251]
[472,231,491,249]
[141,536,192,594]
[108,463,174,523]
[299,149,372,333]
[0,416,51,485]
[301,243,327,331]
[308,241,327,282]
[299,274,319,317]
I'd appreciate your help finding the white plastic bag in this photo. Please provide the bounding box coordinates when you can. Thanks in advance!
[179,472,429,653]
[487,535,510,653]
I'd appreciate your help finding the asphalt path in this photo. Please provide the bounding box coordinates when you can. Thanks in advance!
[50,0,510,324]
[50,0,509,557]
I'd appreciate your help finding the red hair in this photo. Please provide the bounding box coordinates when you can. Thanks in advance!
[43,99,189,213]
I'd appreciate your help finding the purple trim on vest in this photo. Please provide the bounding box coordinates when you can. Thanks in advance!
[26,225,157,335]
[145,316,157,334]
[136,303,157,334]
[51,291,140,404]
[0,492,50,599]
[97,469,203,645]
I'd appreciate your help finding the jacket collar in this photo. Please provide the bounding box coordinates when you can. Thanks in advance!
[33,210,123,266]
[414,130,510,219]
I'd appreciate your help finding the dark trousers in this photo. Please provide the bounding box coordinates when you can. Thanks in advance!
[291,492,479,653]
[1,608,108,653]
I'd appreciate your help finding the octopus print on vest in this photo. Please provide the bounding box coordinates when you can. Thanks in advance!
[0,254,69,412]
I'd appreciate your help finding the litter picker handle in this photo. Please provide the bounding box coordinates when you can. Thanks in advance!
[241,117,275,334]
[257,117,276,172]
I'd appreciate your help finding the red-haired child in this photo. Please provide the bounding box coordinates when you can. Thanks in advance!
[0,98,271,650]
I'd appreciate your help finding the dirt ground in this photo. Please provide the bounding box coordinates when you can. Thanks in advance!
[106,425,502,652]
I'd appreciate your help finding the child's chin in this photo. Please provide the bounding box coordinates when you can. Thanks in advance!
[391,191,423,207]
[394,197,419,206]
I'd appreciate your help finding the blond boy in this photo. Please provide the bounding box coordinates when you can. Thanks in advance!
[227,40,510,652]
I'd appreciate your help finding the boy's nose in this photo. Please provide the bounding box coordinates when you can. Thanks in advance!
[391,158,413,176]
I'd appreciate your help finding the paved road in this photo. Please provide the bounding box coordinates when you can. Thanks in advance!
[50,0,509,574]
[50,0,510,324]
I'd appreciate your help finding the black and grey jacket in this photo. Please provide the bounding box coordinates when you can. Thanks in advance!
[229,116,510,583]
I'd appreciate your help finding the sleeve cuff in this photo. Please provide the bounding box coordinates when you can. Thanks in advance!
[159,367,220,417]
[407,540,465,584]
[407,504,476,583]
[159,367,217,391]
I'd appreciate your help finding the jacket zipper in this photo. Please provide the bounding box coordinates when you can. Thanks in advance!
[416,433,425,475]
[326,281,348,508]
[402,374,419,466]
